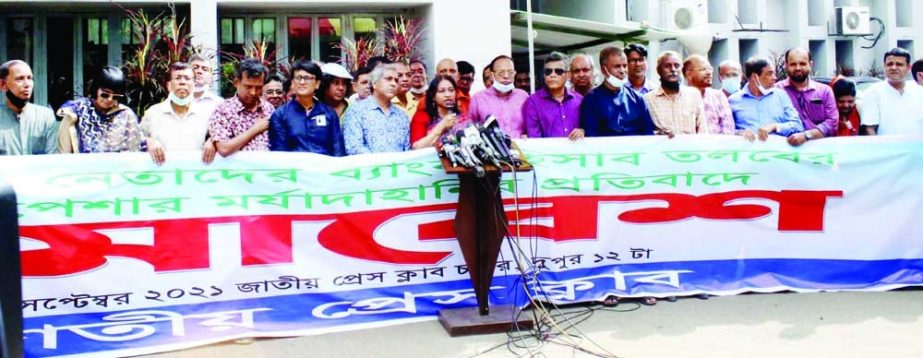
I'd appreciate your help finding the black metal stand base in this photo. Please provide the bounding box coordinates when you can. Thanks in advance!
[437,305,534,337]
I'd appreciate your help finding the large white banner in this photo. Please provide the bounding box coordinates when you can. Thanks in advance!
[3,135,923,357]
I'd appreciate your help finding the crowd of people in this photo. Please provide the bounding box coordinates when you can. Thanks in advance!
[2,45,923,160]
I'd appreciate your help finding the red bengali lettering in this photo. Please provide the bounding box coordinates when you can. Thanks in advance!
[19,190,843,277]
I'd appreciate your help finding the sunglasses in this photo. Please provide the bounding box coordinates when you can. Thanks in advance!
[543,68,566,76]
[98,92,124,100]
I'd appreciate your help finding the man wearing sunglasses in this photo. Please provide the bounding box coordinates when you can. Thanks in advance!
[523,52,584,140]
[0,60,58,155]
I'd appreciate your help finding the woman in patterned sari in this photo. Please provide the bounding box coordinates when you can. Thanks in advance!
[57,66,145,153]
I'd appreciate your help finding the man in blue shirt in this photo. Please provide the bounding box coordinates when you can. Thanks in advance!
[579,46,654,137]
[269,60,345,156]
[342,63,410,154]
[729,56,803,141]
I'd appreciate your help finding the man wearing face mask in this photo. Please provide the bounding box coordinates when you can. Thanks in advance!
[141,62,217,165]
[644,51,708,136]
[728,56,803,141]
[0,60,58,155]
[190,54,221,114]
[775,48,838,146]
[468,55,530,138]
[579,46,654,137]
[718,60,743,97]
[409,60,428,104]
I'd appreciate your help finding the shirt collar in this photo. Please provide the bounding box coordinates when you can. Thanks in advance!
[741,85,777,99]
[537,87,574,100]
[231,96,269,114]
[780,78,819,92]
[160,99,199,117]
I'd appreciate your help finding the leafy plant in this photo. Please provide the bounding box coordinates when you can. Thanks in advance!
[336,36,383,73]
[334,16,424,72]
[119,4,197,116]
[382,16,424,63]
[218,39,292,97]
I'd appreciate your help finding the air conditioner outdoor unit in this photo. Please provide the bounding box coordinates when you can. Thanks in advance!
[835,6,870,35]
[662,0,706,31]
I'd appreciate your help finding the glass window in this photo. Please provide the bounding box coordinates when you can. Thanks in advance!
[318,16,342,63]
[85,18,108,46]
[83,17,110,94]
[47,17,75,111]
[252,18,275,43]
[121,18,141,45]
[287,17,312,62]
[220,17,245,45]
[353,16,377,43]
[6,18,34,64]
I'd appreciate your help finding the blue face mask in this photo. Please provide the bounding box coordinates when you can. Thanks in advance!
[721,76,741,94]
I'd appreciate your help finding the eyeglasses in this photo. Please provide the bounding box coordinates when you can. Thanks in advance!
[98,92,124,100]
[543,68,566,76]
[264,89,284,95]
[494,70,516,77]
[293,75,316,83]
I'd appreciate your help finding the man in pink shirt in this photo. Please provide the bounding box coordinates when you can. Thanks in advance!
[468,55,530,138]
[683,55,735,134]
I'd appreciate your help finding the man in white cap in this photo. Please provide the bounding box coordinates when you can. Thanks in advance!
[319,62,353,118]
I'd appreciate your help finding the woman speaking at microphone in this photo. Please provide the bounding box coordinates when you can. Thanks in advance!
[410,75,468,149]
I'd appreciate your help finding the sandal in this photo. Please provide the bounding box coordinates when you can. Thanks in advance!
[602,296,619,307]
[641,296,657,306]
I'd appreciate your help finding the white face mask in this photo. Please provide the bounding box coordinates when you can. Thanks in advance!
[606,74,627,89]
[492,81,515,93]
[169,92,192,107]
[721,76,741,94]
[410,86,427,95]
[752,76,772,95]
[194,84,208,94]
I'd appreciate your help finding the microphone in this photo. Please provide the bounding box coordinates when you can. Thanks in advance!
[441,137,461,167]
[455,129,481,167]
[482,116,513,163]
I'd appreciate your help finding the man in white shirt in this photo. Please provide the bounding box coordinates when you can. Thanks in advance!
[142,62,217,165]
[860,47,923,135]
[190,54,222,115]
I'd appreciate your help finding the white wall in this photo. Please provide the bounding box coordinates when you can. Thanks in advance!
[428,0,510,92]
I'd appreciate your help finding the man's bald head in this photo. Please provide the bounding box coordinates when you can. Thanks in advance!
[682,55,713,89]
[436,58,459,81]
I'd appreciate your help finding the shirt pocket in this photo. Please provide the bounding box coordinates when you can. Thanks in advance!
[29,134,47,154]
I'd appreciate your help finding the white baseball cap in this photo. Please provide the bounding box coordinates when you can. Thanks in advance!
[321,63,353,80]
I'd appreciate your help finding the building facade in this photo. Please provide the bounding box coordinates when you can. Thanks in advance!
[513,0,923,84]
[0,0,511,110]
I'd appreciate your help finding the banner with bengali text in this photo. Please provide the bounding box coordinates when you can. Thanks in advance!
[3,135,923,357]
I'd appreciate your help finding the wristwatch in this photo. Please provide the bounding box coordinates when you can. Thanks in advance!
[805,130,814,140]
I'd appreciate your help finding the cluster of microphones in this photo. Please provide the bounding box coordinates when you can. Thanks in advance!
[440,115,522,177]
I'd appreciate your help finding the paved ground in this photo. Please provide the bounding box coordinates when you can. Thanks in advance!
[146,290,923,358]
